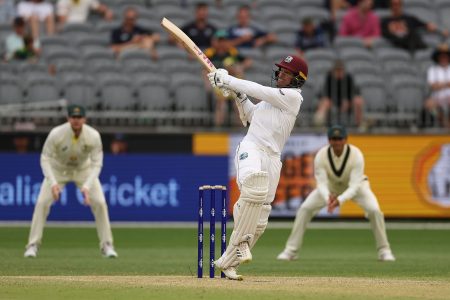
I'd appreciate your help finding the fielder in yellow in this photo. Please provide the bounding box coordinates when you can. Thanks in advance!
[24,105,117,258]
[277,125,395,262]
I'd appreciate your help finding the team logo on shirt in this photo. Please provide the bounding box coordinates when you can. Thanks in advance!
[284,56,293,63]
[413,143,450,209]
[239,152,248,160]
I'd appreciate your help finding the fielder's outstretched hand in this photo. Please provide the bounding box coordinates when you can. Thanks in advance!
[208,68,230,88]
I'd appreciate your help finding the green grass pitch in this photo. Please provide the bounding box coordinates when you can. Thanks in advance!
[0,226,449,299]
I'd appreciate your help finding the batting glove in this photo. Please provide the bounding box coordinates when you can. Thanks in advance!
[208,68,231,88]
[234,92,249,127]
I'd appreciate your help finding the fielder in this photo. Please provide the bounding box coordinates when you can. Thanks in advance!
[208,54,308,280]
[24,105,117,258]
[277,125,395,262]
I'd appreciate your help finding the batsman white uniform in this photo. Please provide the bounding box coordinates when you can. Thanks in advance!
[212,74,304,272]
[25,122,115,255]
[279,143,395,261]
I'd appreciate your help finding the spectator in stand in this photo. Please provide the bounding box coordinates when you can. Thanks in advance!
[295,17,328,57]
[110,133,128,155]
[425,45,450,127]
[0,0,16,25]
[110,7,160,60]
[338,0,380,48]
[314,60,364,127]
[4,16,40,61]
[381,0,448,54]
[17,0,55,41]
[175,2,216,50]
[56,0,113,27]
[204,29,252,126]
[227,5,277,50]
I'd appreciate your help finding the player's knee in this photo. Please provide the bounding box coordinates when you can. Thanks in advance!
[240,171,269,204]
[366,209,383,218]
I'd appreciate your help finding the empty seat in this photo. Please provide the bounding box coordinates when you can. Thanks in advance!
[346,61,381,76]
[19,63,50,81]
[265,46,294,63]
[88,61,123,80]
[99,76,135,110]
[304,48,337,63]
[135,75,173,111]
[119,48,153,65]
[296,7,330,23]
[75,35,110,49]
[82,47,116,65]
[339,48,375,63]
[172,74,208,111]
[60,23,94,39]
[55,62,85,81]
[357,77,389,119]
[260,7,296,23]
[40,36,70,50]
[63,77,98,108]
[0,77,23,104]
[26,76,60,103]
[123,60,160,77]
[404,6,438,24]
[391,77,425,123]
[375,48,411,63]
[44,48,79,65]
[437,0,450,30]
[245,71,272,86]
[333,36,365,50]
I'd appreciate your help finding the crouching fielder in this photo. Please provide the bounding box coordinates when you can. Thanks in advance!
[24,105,117,258]
[208,55,308,280]
[277,125,395,262]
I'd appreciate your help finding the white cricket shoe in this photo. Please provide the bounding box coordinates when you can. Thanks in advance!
[236,242,252,264]
[222,266,243,281]
[101,242,118,258]
[24,244,38,258]
[276,249,298,261]
[378,249,396,262]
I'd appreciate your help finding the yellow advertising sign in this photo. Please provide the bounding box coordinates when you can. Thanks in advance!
[227,134,450,219]
[341,136,450,218]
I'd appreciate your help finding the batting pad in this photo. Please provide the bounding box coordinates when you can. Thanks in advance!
[230,171,269,246]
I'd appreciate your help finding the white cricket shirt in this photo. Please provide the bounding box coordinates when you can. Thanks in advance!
[314,144,367,204]
[228,76,303,155]
[40,122,103,190]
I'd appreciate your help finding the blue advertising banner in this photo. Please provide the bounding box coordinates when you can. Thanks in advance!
[0,154,228,221]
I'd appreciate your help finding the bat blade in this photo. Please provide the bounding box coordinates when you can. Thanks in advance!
[160,17,216,72]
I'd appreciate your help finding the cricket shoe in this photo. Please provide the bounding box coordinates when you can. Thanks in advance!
[378,249,395,262]
[214,257,243,281]
[276,249,298,261]
[101,242,118,258]
[222,266,243,281]
[24,244,38,258]
[236,242,252,264]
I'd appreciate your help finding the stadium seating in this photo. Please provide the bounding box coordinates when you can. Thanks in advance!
[0,0,448,129]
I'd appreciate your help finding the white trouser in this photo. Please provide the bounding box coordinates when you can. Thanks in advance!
[235,140,282,203]
[27,168,114,248]
[217,141,282,269]
[285,180,391,254]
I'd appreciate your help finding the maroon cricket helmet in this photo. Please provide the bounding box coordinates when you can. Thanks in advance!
[275,55,308,83]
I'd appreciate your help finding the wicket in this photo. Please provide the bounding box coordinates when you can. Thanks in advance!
[197,185,227,278]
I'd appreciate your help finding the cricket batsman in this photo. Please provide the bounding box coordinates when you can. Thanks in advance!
[24,105,118,258]
[208,54,308,280]
[277,125,395,262]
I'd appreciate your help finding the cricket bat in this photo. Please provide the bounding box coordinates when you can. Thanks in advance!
[161,17,216,73]
[161,18,249,125]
